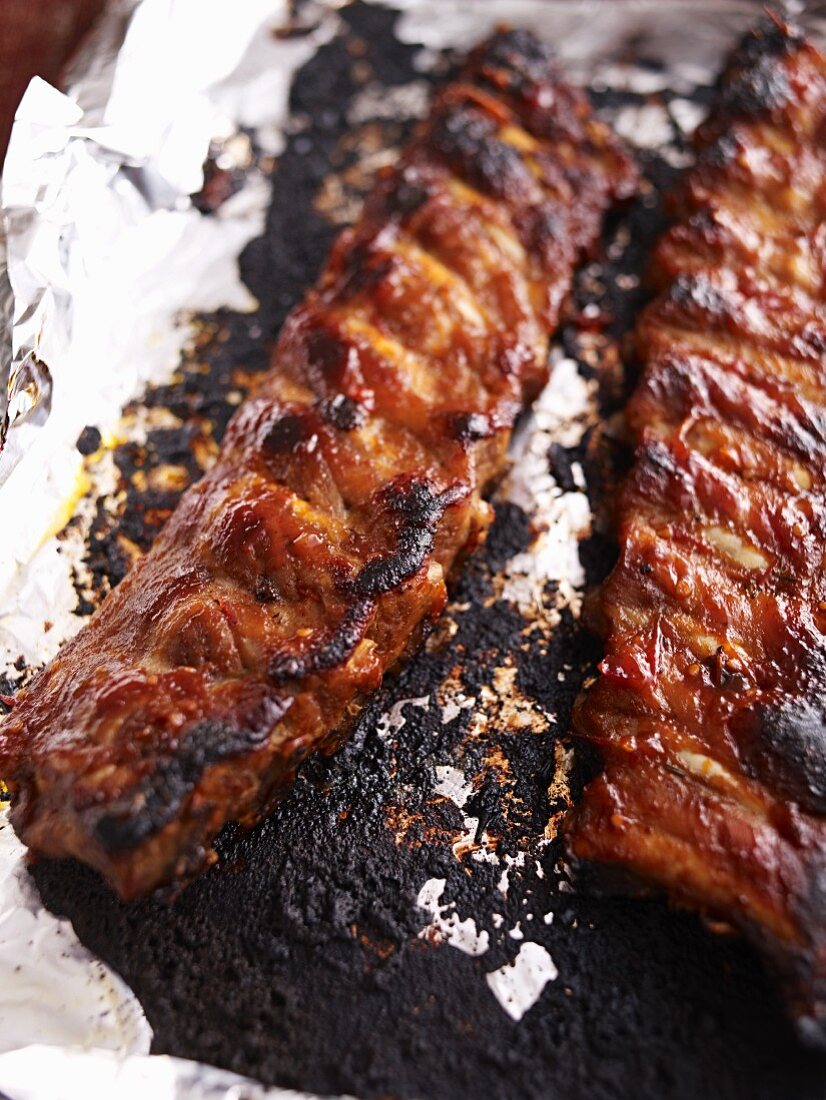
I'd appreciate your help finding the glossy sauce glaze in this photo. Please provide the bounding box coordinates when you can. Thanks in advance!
[0,30,636,899]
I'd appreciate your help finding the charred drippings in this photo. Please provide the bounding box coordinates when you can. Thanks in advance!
[75,425,102,456]
[0,673,22,719]
[547,441,578,494]
[482,500,533,571]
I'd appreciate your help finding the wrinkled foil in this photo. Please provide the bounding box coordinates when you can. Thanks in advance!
[0,0,338,598]
[0,2,825,1098]
[0,1044,344,1100]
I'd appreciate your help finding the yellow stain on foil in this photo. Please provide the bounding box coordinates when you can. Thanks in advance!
[39,466,92,548]
[36,429,119,550]
[100,430,123,450]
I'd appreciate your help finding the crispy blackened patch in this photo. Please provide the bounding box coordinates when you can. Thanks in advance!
[639,353,826,465]
[717,16,801,118]
[514,203,568,262]
[338,240,397,299]
[317,393,366,431]
[448,411,493,444]
[721,56,790,117]
[429,104,534,202]
[304,321,358,386]
[254,575,281,603]
[380,170,432,220]
[351,479,466,597]
[728,13,804,69]
[268,598,375,685]
[697,131,742,169]
[262,411,316,455]
[473,26,557,92]
[736,700,826,816]
[637,437,681,482]
[94,701,291,852]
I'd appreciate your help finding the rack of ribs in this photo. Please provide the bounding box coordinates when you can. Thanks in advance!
[0,30,636,899]
[567,15,826,1045]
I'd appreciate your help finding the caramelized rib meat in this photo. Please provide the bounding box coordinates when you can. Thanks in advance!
[0,30,636,899]
[567,16,826,1045]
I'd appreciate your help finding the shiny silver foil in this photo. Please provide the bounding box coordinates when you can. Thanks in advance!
[0,2,824,1097]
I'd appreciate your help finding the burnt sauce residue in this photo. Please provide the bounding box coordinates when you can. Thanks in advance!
[29,5,826,1099]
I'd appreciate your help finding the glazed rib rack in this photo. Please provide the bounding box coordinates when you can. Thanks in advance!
[568,16,826,1044]
[0,30,635,898]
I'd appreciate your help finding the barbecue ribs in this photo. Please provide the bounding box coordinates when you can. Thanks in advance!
[0,30,635,898]
[568,15,826,1045]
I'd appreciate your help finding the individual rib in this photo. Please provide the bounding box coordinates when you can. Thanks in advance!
[567,15,826,1045]
[0,29,636,899]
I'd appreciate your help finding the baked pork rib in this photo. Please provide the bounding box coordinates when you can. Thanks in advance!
[568,16,826,1044]
[0,30,635,899]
